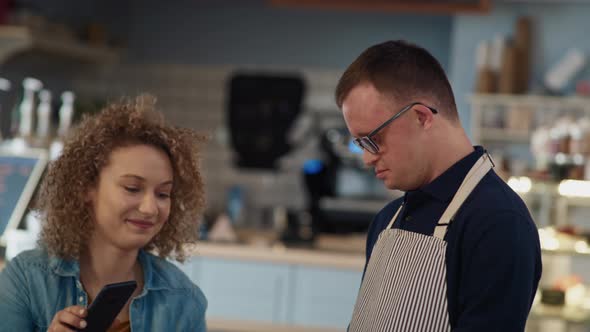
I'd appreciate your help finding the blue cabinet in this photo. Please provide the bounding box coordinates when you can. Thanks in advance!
[177,256,201,281]
[288,266,362,328]
[177,255,363,328]
[193,257,291,323]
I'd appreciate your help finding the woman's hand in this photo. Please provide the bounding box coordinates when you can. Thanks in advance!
[47,305,87,332]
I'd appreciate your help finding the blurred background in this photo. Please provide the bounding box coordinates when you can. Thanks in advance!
[1,0,590,331]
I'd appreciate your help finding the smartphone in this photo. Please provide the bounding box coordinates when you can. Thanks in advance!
[79,280,137,332]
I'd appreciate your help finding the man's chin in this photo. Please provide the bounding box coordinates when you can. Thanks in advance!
[382,179,398,191]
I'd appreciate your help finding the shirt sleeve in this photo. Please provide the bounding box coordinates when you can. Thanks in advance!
[190,286,208,332]
[0,256,35,331]
[452,211,542,332]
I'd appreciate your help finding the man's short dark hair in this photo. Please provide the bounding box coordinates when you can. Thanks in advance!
[335,40,458,121]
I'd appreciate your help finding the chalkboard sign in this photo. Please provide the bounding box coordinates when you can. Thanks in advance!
[0,148,48,246]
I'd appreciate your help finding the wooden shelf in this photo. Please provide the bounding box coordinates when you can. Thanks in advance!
[542,249,590,257]
[478,128,531,143]
[0,25,119,64]
[530,304,590,324]
[470,93,590,109]
[269,0,491,14]
[559,196,590,208]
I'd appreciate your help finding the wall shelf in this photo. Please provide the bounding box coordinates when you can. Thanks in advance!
[269,0,492,14]
[0,25,119,64]
[530,304,590,325]
[469,93,590,161]
[478,128,531,143]
[469,93,590,109]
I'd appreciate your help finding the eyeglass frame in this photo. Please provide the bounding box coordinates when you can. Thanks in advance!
[352,102,438,154]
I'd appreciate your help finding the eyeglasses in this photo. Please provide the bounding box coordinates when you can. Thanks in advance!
[352,102,438,154]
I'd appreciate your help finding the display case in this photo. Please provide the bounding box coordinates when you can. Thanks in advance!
[470,94,590,144]
[470,93,590,329]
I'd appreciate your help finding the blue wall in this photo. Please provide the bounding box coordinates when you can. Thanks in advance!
[122,0,452,69]
[449,2,590,137]
[12,0,453,69]
[121,1,590,135]
[15,0,590,137]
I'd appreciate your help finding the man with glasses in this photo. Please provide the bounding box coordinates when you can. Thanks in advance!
[337,40,541,331]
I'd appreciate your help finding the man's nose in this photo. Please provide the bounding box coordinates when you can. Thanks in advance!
[362,149,378,166]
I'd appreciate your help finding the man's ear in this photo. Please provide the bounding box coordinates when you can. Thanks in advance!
[413,104,435,130]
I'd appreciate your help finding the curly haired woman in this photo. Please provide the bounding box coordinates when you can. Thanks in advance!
[0,95,208,331]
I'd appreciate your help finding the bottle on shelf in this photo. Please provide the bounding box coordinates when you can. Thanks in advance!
[8,77,43,151]
[34,89,52,148]
[49,91,75,160]
[57,91,74,138]
[18,78,43,138]
[514,16,532,93]
[474,40,497,93]
[531,125,552,173]
[544,49,586,95]
[0,77,11,142]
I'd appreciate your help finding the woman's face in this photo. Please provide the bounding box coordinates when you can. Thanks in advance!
[87,144,174,252]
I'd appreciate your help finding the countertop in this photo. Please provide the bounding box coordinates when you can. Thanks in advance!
[208,318,341,332]
[0,234,367,272]
[187,234,366,271]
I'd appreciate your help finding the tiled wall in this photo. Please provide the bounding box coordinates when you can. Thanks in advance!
[71,64,346,218]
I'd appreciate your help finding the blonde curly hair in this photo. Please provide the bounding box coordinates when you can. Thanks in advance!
[36,94,206,262]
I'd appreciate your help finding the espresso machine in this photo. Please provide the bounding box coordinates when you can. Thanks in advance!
[227,72,305,169]
[303,127,395,235]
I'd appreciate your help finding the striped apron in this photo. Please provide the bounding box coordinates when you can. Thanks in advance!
[349,153,494,332]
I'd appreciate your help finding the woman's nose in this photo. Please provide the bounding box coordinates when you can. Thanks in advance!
[138,194,158,216]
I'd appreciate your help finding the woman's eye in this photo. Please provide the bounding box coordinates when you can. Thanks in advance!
[158,192,171,199]
[124,186,140,193]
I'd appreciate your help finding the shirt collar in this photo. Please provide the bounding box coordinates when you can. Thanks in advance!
[137,249,159,290]
[49,249,160,291]
[413,146,484,203]
[49,254,80,277]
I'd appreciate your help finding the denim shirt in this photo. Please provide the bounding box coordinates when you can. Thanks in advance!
[0,248,207,332]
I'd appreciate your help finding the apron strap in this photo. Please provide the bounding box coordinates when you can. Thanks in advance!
[384,152,494,238]
[386,203,404,229]
[433,153,494,239]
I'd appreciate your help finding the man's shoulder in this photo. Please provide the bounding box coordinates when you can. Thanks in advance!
[451,171,538,242]
[466,171,533,221]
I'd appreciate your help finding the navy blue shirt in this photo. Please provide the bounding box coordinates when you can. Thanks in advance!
[364,146,542,331]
